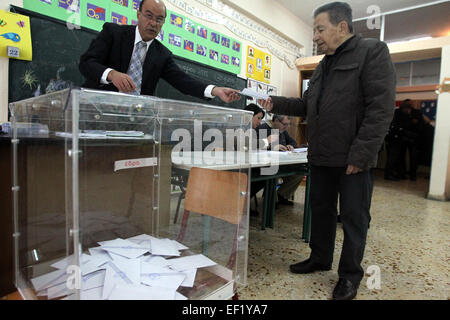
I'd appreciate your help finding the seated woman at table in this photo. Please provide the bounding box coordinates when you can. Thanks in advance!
[243,103,278,216]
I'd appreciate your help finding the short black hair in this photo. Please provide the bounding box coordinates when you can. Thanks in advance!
[314,2,354,33]
[244,103,265,117]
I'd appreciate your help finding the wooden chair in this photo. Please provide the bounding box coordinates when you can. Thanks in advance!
[176,167,248,299]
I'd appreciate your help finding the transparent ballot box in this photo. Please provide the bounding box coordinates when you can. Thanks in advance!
[9,88,252,300]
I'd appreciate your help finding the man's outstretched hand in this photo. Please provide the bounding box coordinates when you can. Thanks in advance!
[212,87,241,103]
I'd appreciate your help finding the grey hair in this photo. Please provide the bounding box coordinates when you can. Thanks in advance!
[314,2,353,33]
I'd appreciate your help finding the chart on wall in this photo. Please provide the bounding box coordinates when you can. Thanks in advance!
[246,79,276,106]
[246,45,271,84]
[22,0,242,75]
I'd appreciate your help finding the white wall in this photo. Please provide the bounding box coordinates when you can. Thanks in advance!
[0,0,23,122]
[428,45,450,201]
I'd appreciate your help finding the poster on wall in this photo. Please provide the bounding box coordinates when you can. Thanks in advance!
[246,45,271,84]
[0,10,32,60]
[22,1,242,75]
[246,79,277,107]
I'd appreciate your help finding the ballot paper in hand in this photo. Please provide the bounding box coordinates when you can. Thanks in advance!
[240,88,269,100]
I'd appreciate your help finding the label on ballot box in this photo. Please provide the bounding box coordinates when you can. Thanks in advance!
[114,157,158,172]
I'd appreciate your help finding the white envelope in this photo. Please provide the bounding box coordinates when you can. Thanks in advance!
[47,282,69,300]
[180,269,197,288]
[111,258,141,285]
[168,254,216,271]
[30,269,67,292]
[175,292,188,300]
[108,284,176,300]
[100,238,149,259]
[82,270,106,291]
[102,265,130,300]
[171,240,189,251]
[150,238,180,257]
[141,273,186,290]
[142,256,171,268]
[50,253,90,270]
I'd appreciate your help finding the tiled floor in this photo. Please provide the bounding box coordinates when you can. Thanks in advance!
[238,169,450,300]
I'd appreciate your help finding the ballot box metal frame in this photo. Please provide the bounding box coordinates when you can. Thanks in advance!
[9,88,252,300]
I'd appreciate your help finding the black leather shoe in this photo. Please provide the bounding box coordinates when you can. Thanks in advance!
[332,278,358,300]
[289,259,331,274]
[278,195,294,206]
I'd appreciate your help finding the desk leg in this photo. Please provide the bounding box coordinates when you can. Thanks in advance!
[261,179,271,230]
[268,179,277,229]
[302,173,311,243]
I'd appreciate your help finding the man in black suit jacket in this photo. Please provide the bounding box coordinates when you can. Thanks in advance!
[79,0,240,103]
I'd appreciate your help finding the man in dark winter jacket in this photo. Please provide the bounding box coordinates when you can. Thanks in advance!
[259,2,396,300]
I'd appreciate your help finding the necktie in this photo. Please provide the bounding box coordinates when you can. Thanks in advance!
[127,41,147,95]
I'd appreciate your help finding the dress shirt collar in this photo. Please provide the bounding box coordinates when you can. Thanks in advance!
[135,26,154,50]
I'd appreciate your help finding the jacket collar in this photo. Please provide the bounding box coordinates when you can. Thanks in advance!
[337,34,361,55]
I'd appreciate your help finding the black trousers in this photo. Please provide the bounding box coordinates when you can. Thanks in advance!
[309,166,374,286]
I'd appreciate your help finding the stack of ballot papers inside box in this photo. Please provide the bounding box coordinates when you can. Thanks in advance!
[30,234,217,300]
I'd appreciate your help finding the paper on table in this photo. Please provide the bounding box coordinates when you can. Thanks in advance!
[168,254,216,271]
[240,88,269,100]
[150,238,180,257]
[108,284,176,300]
[293,147,308,153]
[99,238,149,259]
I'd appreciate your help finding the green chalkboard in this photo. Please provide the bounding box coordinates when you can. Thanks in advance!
[8,6,246,110]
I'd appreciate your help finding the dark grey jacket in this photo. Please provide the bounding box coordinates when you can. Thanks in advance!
[271,35,396,170]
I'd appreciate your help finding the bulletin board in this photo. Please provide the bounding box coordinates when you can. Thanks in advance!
[0,10,32,60]
[246,45,271,84]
